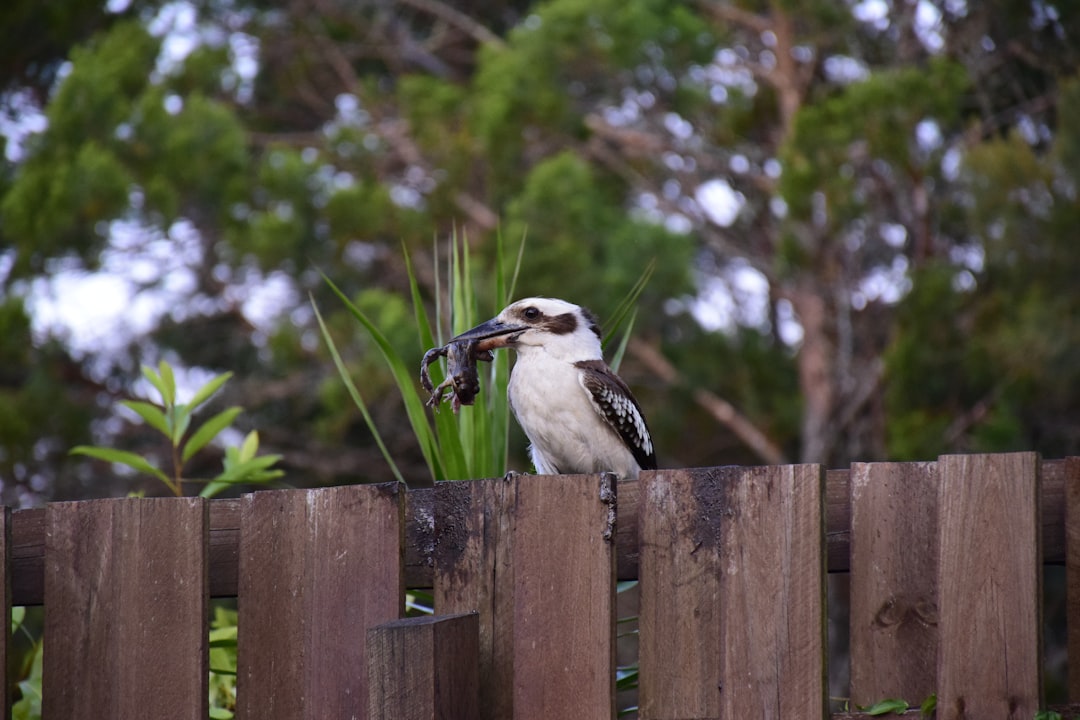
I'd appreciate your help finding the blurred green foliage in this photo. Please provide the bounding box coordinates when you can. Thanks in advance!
[0,0,1078,504]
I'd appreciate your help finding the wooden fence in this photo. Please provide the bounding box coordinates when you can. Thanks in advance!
[4,452,1079,718]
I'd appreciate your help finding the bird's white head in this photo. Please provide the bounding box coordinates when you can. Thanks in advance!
[450,297,602,363]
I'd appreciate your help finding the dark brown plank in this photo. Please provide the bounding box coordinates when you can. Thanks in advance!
[0,506,9,717]
[638,468,725,719]
[849,462,938,705]
[512,473,616,719]
[936,453,1041,719]
[367,613,480,720]
[6,459,1074,604]
[237,484,404,720]
[433,478,516,720]
[720,464,827,718]
[1065,456,1080,701]
[43,497,208,720]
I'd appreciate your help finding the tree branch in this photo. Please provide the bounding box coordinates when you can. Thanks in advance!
[628,338,788,465]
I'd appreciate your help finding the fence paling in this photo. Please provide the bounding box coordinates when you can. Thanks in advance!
[43,497,208,720]
[433,475,516,720]
[721,464,828,719]
[367,613,480,719]
[849,461,938,705]
[510,473,616,720]
[236,484,404,720]
[1068,456,1080,702]
[937,452,1042,718]
[12,453,1080,719]
[639,468,725,719]
[7,458,1077,605]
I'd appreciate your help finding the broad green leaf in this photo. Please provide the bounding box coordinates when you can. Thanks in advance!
[188,370,234,410]
[217,454,283,482]
[141,364,169,405]
[182,406,243,463]
[920,694,936,716]
[860,698,909,715]
[121,400,171,437]
[70,445,170,485]
[169,404,192,446]
[157,360,177,406]
[238,429,259,462]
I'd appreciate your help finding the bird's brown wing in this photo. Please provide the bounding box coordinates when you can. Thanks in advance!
[575,360,657,471]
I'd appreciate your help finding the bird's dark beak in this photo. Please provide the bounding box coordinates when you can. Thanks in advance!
[450,318,526,352]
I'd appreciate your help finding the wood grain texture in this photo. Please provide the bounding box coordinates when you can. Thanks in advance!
[638,468,727,719]
[237,483,404,720]
[433,478,516,720]
[719,464,827,719]
[1065,456,1080,701]
[367,613,480,720]
[43,497,208,720]
[512,473,616,720]
[937,453,1041,719]
[849,462,938,705]
[6,459,1075,603]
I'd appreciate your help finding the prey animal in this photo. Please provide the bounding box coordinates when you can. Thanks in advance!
[420,337,493,413]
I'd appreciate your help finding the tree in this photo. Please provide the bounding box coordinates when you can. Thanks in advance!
[1,0,1079,502]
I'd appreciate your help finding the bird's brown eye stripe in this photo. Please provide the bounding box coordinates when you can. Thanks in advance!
[545,312,578,335]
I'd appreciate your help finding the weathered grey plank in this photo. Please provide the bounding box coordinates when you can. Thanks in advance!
[936,452,1041,719]
[638,468,726,719]
[849,462,938,705]
[720,464,827,718]
[236,483,404,720]
[367,613,480,720]
[43,497,208,720]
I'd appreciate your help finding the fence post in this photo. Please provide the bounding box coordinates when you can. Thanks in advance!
[237,483,404,720]
[366,612,480,719]
[937,452,1041,718]
[43,497,208,720]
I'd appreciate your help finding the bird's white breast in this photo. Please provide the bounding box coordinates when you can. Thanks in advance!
[508,350,641,478]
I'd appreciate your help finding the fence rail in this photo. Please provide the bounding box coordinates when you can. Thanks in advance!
[4,452,1079,718]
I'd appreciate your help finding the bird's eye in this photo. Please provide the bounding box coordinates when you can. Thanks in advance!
[523,306,540,321]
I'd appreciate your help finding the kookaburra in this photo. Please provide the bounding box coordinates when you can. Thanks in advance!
[451,297,656,479]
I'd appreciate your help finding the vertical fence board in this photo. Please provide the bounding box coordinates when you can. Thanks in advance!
[937,453,1041,719]
[43,497,208,720]
[638,468,725,719]
[433,478,516,720]
[849,462,938,705]
[1066,456,1080,702]
[720,464,827,719]
[0,507,9,720]
[367,613,480,719]
[512,473,616,720]
[237,484,404,720]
